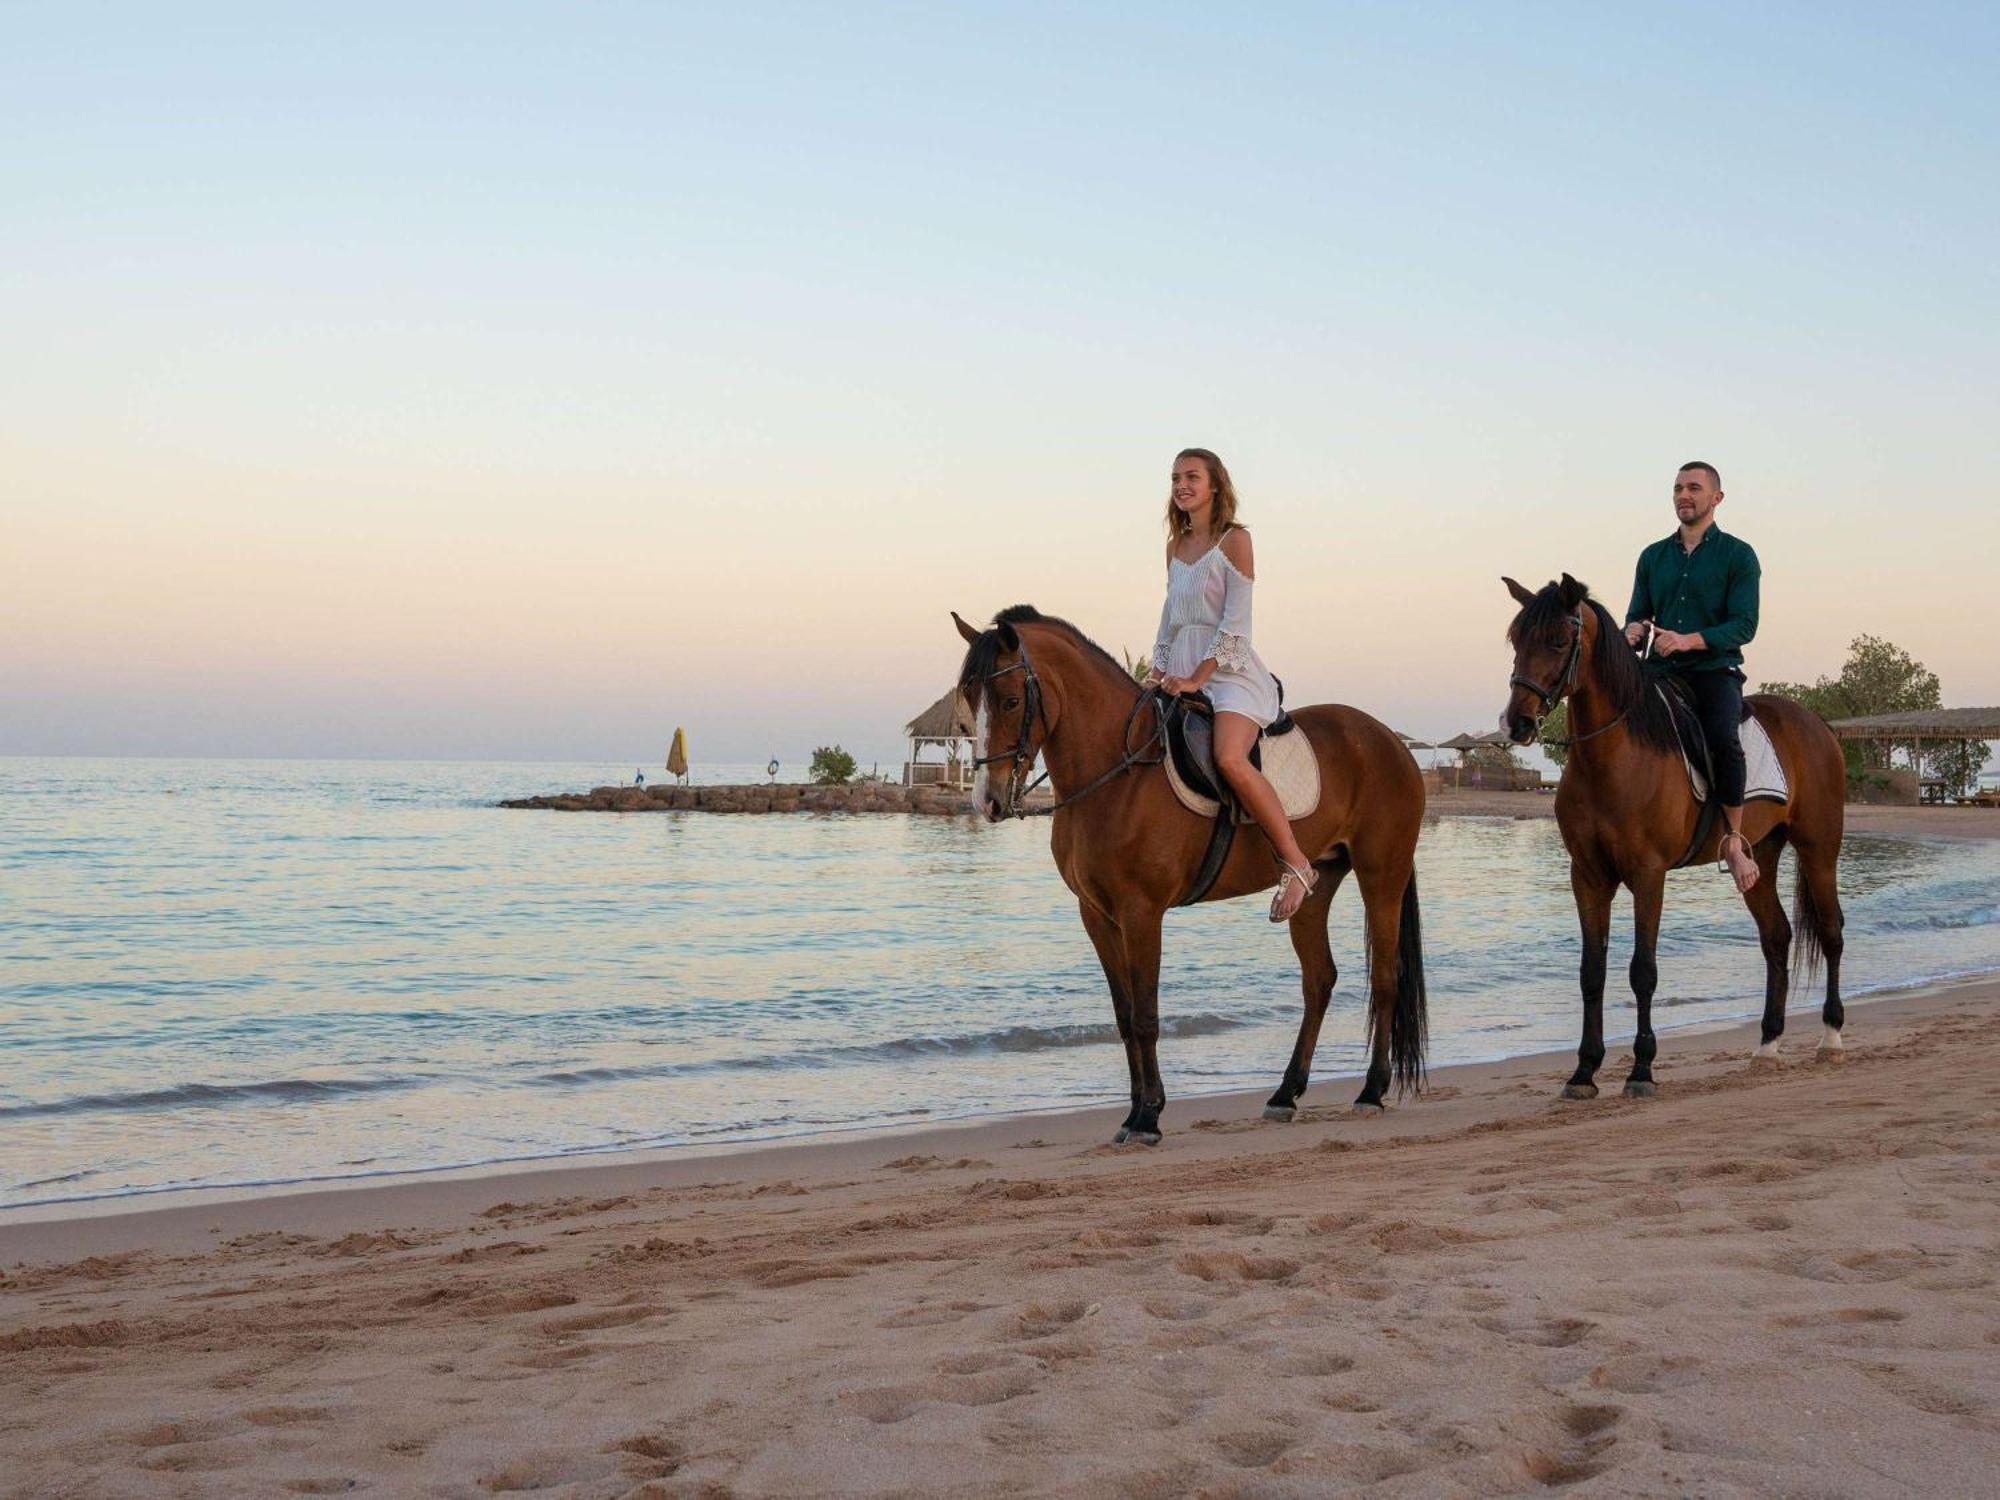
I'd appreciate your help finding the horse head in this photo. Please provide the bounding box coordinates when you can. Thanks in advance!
[953,607,1050,822]
[1500,573,1592,745]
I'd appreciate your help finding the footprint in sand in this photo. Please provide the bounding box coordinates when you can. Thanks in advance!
[1002,1297,1093,1340]
[1475,1314,1596,1348]
[611,1431,685,1479]
[1211,1428,1296,1467]
[1279,1350,1357,1377]
[877,1299,990,1329]
[1858,1362,1986,1417]
[1175,1251,1300,1284]
[479,1452,617,1491]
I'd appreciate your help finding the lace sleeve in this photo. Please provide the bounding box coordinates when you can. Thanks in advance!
[1212,631,1254,672]
[1212,558,1254,672]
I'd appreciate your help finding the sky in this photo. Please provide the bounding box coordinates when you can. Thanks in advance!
[4,2,1996,768]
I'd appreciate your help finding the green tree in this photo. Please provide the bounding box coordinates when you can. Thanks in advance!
[1761,634,1988,790]
[1119,647,1152,684]
[1539,701,1570,769]
[809,745,857,784]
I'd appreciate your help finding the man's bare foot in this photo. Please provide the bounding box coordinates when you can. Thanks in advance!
[1719,831,1759,894]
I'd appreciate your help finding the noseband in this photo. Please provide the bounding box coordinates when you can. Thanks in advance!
[969,636,1163,819]
[1509,609,1633,749]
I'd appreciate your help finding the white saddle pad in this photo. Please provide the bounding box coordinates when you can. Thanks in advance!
[1165,723,1323,822]
[1676,700,1788,805]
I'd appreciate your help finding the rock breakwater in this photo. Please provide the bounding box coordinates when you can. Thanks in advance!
[498,782,1019,816]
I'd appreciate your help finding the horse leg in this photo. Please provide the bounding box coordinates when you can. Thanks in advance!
[1799,846,1847,1058]
[1263,855,1348,1121]
[1118,912,1169,1145]
[1623,866,1666,1097]
[1563,864,1614,1099]
[1078,901,1142,1142]
[1743,833,1793,1062]
[1350,856,1411,1113]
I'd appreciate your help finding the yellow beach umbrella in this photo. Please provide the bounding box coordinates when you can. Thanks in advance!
[666,727,689,781]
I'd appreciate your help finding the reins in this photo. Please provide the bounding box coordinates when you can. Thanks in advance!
[1513,609,1632,750]
[968,636,1165,819]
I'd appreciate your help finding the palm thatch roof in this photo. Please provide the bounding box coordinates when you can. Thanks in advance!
[1825,708,2000,740]
[1435,730,1510,751]
[906,689,974,740]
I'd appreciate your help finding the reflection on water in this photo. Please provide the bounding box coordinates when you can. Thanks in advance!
[3,758,1998,1210]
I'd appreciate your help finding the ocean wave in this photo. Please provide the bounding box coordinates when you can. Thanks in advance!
[0,1074,419,1121]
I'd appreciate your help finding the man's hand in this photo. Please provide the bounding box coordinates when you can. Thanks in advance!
[1625,621,1650,648]
[1653,628,1703,656]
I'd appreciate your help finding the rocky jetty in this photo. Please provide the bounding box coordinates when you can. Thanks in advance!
[498,782,1016,816]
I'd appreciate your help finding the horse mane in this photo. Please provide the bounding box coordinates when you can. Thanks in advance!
[1508,582,1679,757]
[958,605,1140,697]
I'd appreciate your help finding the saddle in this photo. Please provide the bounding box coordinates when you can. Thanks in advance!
[1654,679,1788,870]
[1160,692,1321,906]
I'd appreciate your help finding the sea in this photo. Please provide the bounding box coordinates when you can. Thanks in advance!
[5,756,2000,1215]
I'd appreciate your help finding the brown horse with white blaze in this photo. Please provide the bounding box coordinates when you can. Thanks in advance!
[954,605,1428,1144]
[1500,574,1848,1099]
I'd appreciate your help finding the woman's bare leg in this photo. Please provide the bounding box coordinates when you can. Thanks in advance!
[1215,712,1310,874]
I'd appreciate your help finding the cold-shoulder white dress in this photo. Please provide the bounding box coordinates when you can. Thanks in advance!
[1150,533,1283,728]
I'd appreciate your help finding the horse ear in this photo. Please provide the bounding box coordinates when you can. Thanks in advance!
[951,610,980,645]
[1557,573,1588,609]
[1502,576,1536,607]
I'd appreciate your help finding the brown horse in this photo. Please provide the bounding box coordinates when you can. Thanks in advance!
[953,605,1428,1144]
[1499,574,1847,1098]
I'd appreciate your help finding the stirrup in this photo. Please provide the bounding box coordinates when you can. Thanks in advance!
[1269,862,1317,923]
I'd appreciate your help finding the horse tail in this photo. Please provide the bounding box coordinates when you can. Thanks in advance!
[1791,859,1826,993]
[1389,872,1429,1095]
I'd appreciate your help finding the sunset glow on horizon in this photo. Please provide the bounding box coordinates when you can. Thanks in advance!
[7,4,1996,766]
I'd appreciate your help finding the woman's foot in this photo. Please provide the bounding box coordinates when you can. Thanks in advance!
[1719,831,1759,894]
[1270,862,1317,922]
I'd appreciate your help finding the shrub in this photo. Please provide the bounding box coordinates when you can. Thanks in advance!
[809,745,857,785]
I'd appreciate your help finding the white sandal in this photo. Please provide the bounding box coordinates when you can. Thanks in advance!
[1269,862,1318,923]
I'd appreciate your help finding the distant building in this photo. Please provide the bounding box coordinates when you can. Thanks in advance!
[904,689,975,788]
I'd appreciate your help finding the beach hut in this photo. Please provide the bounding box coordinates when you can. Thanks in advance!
[1434,729,1525,790]
[666,727,689,785]
[1824,707,2000,804]
[904,689,975,788]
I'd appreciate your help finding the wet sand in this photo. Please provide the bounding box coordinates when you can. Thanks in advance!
[5,977,1997,1497]
[1429,787,2000,840]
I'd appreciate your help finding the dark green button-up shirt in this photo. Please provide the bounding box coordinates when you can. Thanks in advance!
[1625,525,1760,675]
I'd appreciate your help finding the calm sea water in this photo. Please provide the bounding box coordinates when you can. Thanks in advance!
[4,757,1999,1213]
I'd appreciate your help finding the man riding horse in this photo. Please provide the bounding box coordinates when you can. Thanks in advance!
[1623,460,1762,892]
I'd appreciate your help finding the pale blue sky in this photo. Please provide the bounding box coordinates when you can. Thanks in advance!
[5,4,1996,763]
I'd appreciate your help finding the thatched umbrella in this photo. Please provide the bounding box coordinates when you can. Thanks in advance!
[666,726,689,783]
[904,689,975,787]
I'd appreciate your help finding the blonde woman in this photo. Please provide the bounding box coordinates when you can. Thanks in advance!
[1144,448,1317,921]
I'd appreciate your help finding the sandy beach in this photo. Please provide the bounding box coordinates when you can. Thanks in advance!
[5,975,1997,1498]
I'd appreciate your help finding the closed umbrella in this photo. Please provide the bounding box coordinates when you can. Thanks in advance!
[666,727,689,783]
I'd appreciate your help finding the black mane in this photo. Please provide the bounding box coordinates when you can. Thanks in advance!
[958,605,1140,696]
[1508,582,1679,756]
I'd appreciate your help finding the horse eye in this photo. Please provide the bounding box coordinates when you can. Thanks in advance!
[1003,696,1021,711]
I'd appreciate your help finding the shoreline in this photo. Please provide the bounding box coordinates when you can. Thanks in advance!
[3,968,1989,1259]
[6,976,1996,1495]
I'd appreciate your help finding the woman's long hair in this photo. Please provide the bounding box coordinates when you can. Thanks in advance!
[1165,448,1241,540]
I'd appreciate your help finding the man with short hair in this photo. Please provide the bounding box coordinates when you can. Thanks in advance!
[1624,461,1763,892]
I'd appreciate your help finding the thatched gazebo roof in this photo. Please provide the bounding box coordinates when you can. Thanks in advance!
[1435,730,1509,752]
[905,689,974,740]
[1825,708,2000,740]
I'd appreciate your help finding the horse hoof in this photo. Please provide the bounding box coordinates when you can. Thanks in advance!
[1263,1105,1297,1123]
[1560,1083,1599,1100]
[1125,1130,1162,1147]
[1350,1101,1385,1117]
[1622,1081,1657,1099]
[1111,1126,1130,1144]
[1749,1052,1784,1069]
[1816,1046,1847,1065]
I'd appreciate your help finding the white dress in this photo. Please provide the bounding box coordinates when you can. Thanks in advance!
[1150,536,1283,728]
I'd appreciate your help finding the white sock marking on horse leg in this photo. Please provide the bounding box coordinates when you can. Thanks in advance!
[1820,1024,1844,1052]
[1754,1038,1782,1059]
[971,699,991,808]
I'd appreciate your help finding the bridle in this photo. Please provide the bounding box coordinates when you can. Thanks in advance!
[1509,609,1632,749]
[968,635,1164,819]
